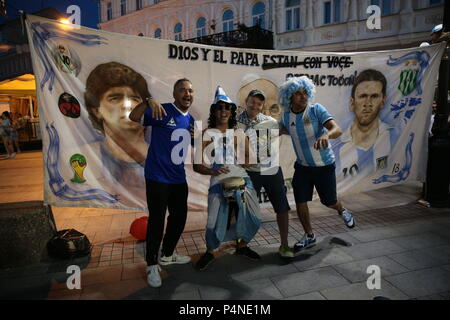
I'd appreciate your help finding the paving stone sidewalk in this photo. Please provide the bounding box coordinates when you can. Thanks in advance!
[1,203,449,300]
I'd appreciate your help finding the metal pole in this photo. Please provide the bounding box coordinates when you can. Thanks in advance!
[28,96,33,119]
[435,0,449,120]
[426,0,450,207]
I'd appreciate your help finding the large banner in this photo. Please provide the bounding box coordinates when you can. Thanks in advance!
[26,15,445,211]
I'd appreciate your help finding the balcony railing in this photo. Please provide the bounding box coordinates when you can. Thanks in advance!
[184,25,273,50]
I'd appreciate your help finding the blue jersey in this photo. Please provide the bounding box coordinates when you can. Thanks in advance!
[281,103,335,167]
[143,103,194,184]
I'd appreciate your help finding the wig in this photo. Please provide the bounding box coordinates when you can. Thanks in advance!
[278,76,316,110]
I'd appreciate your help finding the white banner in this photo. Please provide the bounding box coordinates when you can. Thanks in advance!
[25,15,445,211]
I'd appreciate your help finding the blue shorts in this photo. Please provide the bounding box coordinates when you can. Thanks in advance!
[247,168,291,214]
[292,162,337,206]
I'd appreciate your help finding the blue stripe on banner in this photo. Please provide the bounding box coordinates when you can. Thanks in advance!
[389,127,398,148]
[333,140,345,172]
[357,147,374,172]
[296,114,316,166]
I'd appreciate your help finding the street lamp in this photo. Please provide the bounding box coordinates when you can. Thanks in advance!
[58,18,70,24]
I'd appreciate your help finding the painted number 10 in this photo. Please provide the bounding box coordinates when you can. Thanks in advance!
[343,164,359,178]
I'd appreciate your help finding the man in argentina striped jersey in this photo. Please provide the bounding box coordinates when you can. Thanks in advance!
[279,76,355,255]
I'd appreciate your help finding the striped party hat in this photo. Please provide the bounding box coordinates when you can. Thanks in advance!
[212,85,236,109]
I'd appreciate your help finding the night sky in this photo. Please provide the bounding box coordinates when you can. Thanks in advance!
[0,0,99,29]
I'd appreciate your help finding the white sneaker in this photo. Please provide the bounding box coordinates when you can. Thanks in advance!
[146,265,162,288]
[159,252,191,265]
[10,153,16,158]
[341,209,355,228]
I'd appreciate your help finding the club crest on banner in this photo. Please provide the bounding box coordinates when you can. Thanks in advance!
[387,50,430,96]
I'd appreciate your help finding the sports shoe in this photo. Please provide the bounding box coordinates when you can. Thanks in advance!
[146,264,162,288]
[340,209,355,228]
[10,153,16,158]
[294,233,316,253]
[196,251,215,271]
[278,245,294,258]
[159,252,191,265]
[235,246,261,260]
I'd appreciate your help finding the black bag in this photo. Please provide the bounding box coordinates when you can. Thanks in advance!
[47,229,91,259]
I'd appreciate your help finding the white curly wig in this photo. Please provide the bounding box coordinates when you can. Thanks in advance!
[278,76,316,110]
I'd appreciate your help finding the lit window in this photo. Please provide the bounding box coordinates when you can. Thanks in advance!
[223,9,234,32]
[252,2,266,28]
[174,23,183,41]
[285,0,300,31]
[196,17,207,37]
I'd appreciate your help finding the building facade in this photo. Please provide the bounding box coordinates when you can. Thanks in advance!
[98,0,273,41]
[274,0,445,51]
[98,0,444,51]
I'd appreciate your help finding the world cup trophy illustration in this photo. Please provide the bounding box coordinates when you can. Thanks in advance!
[70,154,87,183]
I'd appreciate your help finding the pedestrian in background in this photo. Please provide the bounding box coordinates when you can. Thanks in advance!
[1,111,16,159]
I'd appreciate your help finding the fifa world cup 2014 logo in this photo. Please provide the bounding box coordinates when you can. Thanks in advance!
[70,154,87,183]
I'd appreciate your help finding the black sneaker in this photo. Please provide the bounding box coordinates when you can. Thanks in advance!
[235,246,261,260]
[195,252,215,271]
[294,233,317,254]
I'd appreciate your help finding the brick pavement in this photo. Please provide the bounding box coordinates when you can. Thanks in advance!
[81,202,448,270]
[1,152,449,300]
[1,202,449,300]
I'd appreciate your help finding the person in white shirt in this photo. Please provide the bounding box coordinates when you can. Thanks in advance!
[237,89,293,258]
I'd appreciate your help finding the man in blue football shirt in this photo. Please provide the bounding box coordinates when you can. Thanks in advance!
[279,76,355,255]
[130,78,195,288]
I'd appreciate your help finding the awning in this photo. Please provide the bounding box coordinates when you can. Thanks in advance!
[0,74,36,96]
